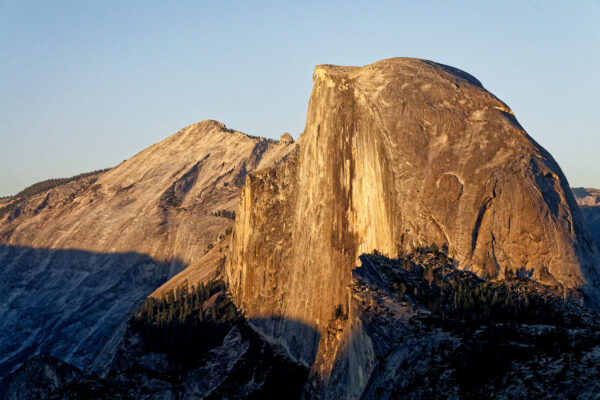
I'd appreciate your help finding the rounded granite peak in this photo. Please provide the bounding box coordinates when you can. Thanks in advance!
[314,57,484,90]
[179,119,233,136]
[228,56,600,371]
[194,119,230,130]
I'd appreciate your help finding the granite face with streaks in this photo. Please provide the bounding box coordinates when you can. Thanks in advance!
[226,58,600,373]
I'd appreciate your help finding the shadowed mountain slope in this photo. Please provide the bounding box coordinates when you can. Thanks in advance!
[0,245,173,387]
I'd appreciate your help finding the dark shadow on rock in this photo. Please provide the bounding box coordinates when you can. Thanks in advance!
[2,313,315,399]
[0,244,180,391]
[247,316,321,368]
[200,318,313,400]
[580,206,600,249]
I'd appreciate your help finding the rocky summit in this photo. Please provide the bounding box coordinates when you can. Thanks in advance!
[226,58,600,381]
[1,58,600,399]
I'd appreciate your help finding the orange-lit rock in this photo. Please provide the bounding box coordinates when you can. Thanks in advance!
[226,58,600,372]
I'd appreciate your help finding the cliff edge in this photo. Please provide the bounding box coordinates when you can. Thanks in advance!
[226,58,600,374]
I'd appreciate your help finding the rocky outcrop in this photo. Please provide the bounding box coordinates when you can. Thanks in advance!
[280,132,294,145]
[226,58,600,375]
[0,120,293,379]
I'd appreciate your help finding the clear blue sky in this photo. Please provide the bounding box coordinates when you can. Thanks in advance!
[1,1,599,196]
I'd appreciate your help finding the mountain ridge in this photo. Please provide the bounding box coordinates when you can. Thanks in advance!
[0,119,294,380]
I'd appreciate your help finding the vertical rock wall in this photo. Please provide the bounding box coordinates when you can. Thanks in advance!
[226,58,600,371]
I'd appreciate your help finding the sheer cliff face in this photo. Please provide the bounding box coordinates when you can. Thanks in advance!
[227,58,600,365]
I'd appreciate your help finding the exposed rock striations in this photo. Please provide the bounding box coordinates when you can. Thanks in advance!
[226,58,600,378]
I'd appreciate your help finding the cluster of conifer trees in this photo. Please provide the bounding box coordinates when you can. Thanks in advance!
[0,168,111,219]
[379,249,568,327]
[129,279,240,367]
[14,168,111,199]
[424,271,560,326]
[211,209,236,219]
